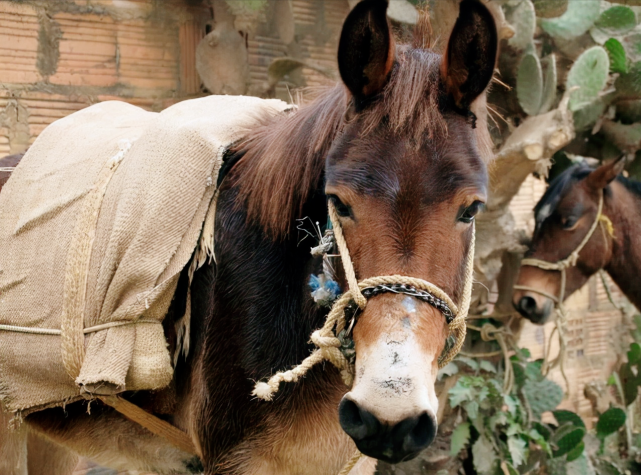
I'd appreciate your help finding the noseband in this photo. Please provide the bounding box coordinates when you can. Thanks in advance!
[514,190,612,311]
[513,190,614,380]
[253,200,474,401]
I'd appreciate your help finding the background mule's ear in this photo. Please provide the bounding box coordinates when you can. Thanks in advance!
[338,0,395,102]
[587,156,626,190]
[441,0,498,110]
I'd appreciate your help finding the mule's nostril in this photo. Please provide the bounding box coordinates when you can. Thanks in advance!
[338,398,380,441]
[517,296,537,316]
[339,398,437,464]
[394,412,436,456]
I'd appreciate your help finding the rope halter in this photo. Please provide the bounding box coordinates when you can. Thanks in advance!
[513,189,614,378]
[513,190,612,311]
[253,200,475,401]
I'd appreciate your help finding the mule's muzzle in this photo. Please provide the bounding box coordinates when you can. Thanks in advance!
[514,295,553,324]
[338,397,436,464]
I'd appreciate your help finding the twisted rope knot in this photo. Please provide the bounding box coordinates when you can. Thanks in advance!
[311,330,341,348]
[253,200,475,405]
[479,323,500,342]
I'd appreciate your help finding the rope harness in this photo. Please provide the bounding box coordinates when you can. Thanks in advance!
[253,200,476,472]
[513,191,614,382]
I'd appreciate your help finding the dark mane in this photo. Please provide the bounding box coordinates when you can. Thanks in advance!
[534,163,593,229]
[616,174,641,197]
[232,14,490,238]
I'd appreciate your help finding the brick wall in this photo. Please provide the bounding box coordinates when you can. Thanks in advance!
[0,0,209,155]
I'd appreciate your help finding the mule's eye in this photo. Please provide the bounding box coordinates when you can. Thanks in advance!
[562,216,578,230]
[328,195,352,218]
[458,201,484,223]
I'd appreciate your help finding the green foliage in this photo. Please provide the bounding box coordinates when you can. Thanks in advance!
[448,349,585,473]
[517,52,557,115]
[552,423,586,457]
[522,377,564,418]
[596,408,626,439]
[618,341,641,406]
[450,422,470,456]
[554,409,586,428]
[593,7,637,37]
[605,38,628,74]
[505,0,536,50]
[517,53,543,115]
[540,0,600,40]
[566,46,610,111]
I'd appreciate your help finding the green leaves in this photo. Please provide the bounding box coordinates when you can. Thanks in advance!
[522,378,564,419]
[567,46,610,111]
[472,435,496,474]
[508,436,527,467]
[517,53,558,115]
[594,7,636,37]
[505,0,536,50]
[553,409,586,429]
[605,38,629,74]
[450,422,470,456]
[552,423,585,457]
[596,407,626,439]
[540,0,600,40]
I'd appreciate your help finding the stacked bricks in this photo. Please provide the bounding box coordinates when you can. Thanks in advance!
[0,0,208,155]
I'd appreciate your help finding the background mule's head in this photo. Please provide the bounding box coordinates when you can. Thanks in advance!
[329,0,497,463]
[513,158,625,324]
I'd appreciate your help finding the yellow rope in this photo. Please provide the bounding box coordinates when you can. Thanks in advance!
[338,450,363,475]
[514,192,611,390]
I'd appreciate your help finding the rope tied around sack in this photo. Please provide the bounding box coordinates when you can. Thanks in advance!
[513,190,614,387]
[253,200,475,401]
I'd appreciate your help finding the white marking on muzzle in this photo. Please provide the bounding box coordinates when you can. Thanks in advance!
[348,311,438,424]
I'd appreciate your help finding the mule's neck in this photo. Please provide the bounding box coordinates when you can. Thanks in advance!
[603,180,641,309]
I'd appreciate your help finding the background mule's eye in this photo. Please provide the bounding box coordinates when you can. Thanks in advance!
[329,195,352,218]
[458,201,484,223]
[562,216,578,229]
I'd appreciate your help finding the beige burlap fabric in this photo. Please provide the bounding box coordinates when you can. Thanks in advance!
[0,96,291,413]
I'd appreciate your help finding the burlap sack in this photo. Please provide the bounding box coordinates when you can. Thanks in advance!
[0,95,291,413]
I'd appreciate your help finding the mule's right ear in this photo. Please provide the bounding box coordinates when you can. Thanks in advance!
[441,0,498,111]
[338,0,395,102]
[586,156,626,190]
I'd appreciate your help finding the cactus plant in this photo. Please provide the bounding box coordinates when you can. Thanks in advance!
[522,377,564,418]
[540,0,600,40]
[596,407,626,439]
[506,0,536,50]
[567,46,610,111]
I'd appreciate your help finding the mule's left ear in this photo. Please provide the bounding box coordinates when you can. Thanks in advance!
[586,156,626,190]
[441,0,498,110]
[338,0,395,101]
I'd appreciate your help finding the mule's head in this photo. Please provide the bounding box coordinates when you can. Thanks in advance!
[329,0,497,463]
[513,158,624,324]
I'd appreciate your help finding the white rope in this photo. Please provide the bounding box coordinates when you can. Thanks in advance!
[0,167,16,172]
[514,191,611,384]
[0,319,161,336]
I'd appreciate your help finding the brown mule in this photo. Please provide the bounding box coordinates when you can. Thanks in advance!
[2,1,497,473]
[512,157,641,324]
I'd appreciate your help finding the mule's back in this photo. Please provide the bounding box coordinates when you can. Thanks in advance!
[0,96,291,415]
